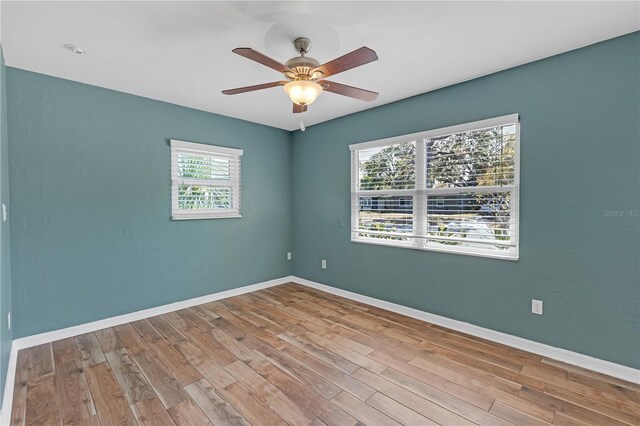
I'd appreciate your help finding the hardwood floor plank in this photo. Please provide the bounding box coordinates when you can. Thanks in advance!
[10,379,27,426]
[209,306,289,350]
[206,315,344,401]
[565,372,640,405]
[94,397,137,426]
[366,392,438,426]
[327,323,401,354]
[441,330,541,364]
[277,337,376,401]
[225,360,318,426]
[553,412,592,426]
[245,356,357,426]
[148,315,188,345]
[184,379,250,426]
[167,399,213,426]
[352,368,477,426]
[433,333,525,372]
[131,396,176,425]
[104,348,156,405]
[68,414,100,426]
[52,338,80,365]
[11,350,29,426]
[218,382,288,426]
[407,353,555,422]
[54,358,96,424]
[182,328,238,366]
[369,349,495,410]
[380,368,513,426]
[131,319,163,343]
[522,367,637,412]
[114,324,150,355]
[331,391,401,426]
[190,304,221,321]
[172,337,236,388]
[278,332,359,374]
[522,362,570,382]
[94,328,123,353]
[252,341,343,400]
[148,338,202,386]
[490,401,552,425]
[75,333,106,367]
[518,386,629,426]
[416,341,523,392]
[175,308,216,333]
[545,382,640,421]
[132,350,189,409]
[161,311,190,331]
[28,343,55,379]
[208,327,258,362]
[542,358,640,392]
[84,362,128,408]
[24,375,61,426]
[293,331,387,374]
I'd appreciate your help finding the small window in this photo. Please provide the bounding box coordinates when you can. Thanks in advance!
[171,139,242,220]
[350,114,519,260]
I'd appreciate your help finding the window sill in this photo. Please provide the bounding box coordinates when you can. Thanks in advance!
[351,237,518,261]
[172,213,242,220]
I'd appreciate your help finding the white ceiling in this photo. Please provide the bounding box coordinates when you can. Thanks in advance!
[2,1,639,131]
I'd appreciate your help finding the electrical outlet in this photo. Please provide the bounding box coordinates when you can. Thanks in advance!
[531,299,543,315]
[287,252,292,261]
[321,259,327,269]
[7,312,10,330]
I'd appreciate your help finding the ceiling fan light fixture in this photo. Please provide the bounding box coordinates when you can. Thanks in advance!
[284,80,323,106]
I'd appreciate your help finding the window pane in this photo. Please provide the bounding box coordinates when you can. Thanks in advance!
[427,192,512,251]
[358,142,415,190]
[427,124,515,188]
[177,153,231,180]
[178,185,232,210]
[358,196,413,241]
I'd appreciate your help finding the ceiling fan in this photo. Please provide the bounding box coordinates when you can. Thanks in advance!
[222,37,379,113]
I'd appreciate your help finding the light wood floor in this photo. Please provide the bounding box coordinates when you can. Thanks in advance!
[10,283,640,426]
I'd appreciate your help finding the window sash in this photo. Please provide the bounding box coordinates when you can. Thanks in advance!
[350,115,519,260]
[170,140,242,220]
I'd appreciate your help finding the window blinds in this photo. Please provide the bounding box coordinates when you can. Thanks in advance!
[170,139,242,220]
[350,114,519,260]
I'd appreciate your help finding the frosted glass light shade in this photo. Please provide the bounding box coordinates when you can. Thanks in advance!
[283,81,323,106]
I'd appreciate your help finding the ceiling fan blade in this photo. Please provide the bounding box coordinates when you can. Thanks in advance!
[293,103,308,113]
[232,48,291,73]
[319,80,378,102]
[313,47,378,78]
[222,81,287,95]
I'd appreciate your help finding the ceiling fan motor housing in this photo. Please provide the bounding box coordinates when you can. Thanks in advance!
[285,56,322,80]
[285,37,324,81]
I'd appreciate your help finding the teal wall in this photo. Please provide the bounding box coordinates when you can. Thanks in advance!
[7,69,293,338]
[3,32,638,374]
[292,32,640,369]
[0,48,12,401]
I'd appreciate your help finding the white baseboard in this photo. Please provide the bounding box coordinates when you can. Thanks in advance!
[1,275,295,422]
[291,276,640,385]
[1,343,18,426]
[2,273,638,424]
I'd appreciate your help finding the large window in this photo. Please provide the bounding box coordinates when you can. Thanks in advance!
[171,139,242,220]
[350,115,519,260]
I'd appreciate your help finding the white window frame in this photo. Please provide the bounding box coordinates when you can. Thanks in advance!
[171,139,243,220]
[350,114,520,260]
